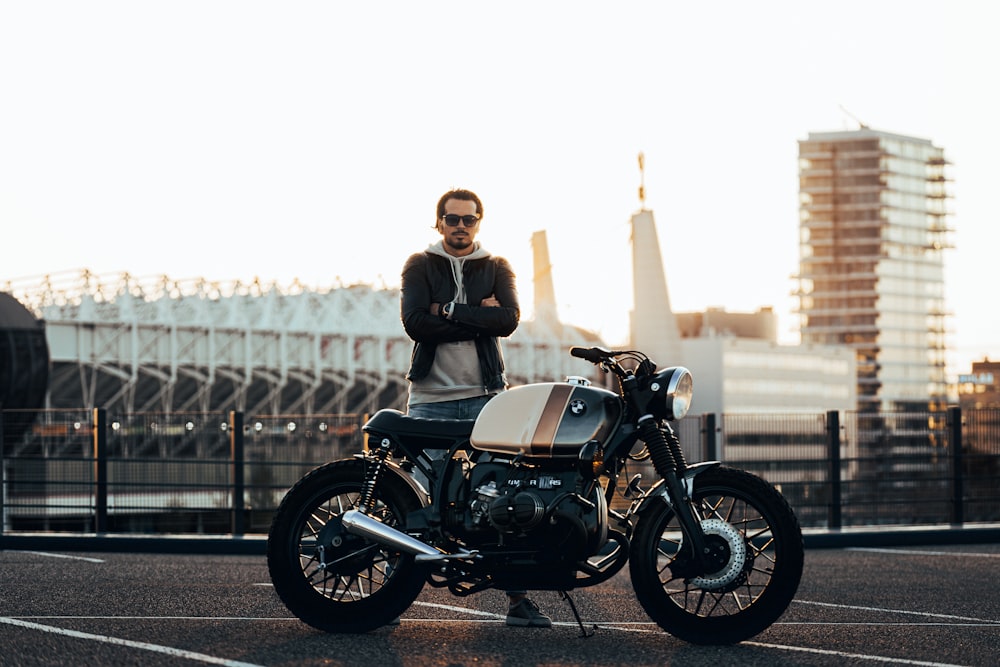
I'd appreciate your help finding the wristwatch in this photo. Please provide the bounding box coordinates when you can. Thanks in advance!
[442,302,454,319]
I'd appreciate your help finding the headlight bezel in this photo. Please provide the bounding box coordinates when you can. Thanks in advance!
[648,366,693,421]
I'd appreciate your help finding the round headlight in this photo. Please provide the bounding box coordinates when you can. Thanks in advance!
[662,367,693,421]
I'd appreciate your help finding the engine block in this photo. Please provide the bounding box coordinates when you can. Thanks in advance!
[452,461,608,560]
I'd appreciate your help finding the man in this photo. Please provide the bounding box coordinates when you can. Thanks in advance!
[399,188,552,628]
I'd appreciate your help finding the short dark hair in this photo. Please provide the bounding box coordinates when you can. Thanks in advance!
[436,189,483,221]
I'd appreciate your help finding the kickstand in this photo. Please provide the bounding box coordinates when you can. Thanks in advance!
[559,590,596,638]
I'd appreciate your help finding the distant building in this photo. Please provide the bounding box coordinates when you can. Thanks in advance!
[676,306,778,343]
[957,359,1000,458]
[958,359,1000,409]
[627,209,856,416]
[796,128,952,412]
[5,269,599,417]
[681,336,856,416]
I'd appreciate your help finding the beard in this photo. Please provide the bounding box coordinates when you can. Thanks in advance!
[444,234,472,252]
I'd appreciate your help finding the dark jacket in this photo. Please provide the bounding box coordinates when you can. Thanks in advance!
[401,250,519,393]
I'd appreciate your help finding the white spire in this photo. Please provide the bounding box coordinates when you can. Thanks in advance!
[628,159,682,365]
[531,230,561,336]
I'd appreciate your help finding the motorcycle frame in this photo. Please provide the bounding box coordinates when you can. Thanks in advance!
[357,350,726,576]
[360,415,719,561]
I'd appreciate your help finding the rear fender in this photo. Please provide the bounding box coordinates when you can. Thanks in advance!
[352,454,430,507]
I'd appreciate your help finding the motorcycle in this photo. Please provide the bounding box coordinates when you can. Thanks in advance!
[267,346,804,645]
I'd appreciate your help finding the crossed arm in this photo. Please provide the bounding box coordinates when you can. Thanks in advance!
[401,255,519,344]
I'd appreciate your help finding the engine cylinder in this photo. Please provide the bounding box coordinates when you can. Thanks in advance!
[488,491,545,532]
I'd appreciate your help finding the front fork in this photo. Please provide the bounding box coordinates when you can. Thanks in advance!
[637,416,717,575]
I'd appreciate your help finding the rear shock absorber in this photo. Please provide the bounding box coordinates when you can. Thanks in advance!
[359,437,392,514]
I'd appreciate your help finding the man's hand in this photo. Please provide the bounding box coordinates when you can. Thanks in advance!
[433,296,498,315]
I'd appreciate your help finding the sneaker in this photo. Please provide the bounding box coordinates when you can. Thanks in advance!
[505,597,552,628]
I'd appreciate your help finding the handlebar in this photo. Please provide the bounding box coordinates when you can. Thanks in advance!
[569,346,657,381]
[569,346,615,364]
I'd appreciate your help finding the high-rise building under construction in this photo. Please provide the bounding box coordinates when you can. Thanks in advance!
[796,128,952,412]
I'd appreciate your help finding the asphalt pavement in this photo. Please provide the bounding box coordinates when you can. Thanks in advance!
[1,541,998,666]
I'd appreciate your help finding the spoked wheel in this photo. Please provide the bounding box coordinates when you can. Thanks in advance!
[267,459,425,632]
[629,466,803,645]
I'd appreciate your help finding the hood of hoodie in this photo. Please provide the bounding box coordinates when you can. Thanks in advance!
[425,240,492,304]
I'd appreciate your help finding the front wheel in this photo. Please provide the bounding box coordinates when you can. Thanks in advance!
[266,459,425,632]
[629,466,803,645]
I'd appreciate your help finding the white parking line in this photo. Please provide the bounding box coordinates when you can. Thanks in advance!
[21,551,105,563]
[3,612,980,666]
[545,621,970,665]
[0,617,263,667]
[848,547,1000,558]
[583,623,970,665]
[408,599,985,665]
[744,640,966,667]
[411,600,506,618]
[795,599,1000,624]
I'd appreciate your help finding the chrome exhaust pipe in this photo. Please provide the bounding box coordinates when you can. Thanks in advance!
[341,509,441,557]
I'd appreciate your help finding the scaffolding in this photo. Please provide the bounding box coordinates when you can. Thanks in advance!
[796,128,954,412]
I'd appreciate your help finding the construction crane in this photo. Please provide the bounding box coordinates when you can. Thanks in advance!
[838,105,869,130]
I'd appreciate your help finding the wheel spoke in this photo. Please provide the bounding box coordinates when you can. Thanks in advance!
[727,589,748,611]
[352,570,369,598]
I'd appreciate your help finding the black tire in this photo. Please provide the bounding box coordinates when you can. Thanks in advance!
[629,466,803,645]
[266,459,425,632]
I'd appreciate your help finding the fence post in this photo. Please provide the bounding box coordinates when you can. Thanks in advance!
[1,410,5,538]
[948,406,964,526]
[93,408,108,533]
[230,411,245,536]
[826,410,842,530]
[702,413,719,461]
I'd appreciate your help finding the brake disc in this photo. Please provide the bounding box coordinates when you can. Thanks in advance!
[689,518,748,590]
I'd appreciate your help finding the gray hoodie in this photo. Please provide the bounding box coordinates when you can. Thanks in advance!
[408,241,495,404]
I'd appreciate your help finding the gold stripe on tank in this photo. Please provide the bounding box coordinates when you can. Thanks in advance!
[531,384,574,455]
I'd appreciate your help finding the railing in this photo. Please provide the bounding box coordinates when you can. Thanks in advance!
[2,407,998,538]
[0,409,367,537]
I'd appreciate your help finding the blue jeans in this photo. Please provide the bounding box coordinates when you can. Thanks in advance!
[407,394,494,420]
[407,394,493,490]
[406,394,492,491]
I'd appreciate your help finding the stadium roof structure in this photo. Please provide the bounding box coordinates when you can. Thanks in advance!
[3,268,605,416]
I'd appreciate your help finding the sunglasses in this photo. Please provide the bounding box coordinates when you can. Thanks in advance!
[441,214,480,227]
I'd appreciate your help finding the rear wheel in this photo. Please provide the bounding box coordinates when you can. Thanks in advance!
[267,459,425,632]
[629,466,803,645]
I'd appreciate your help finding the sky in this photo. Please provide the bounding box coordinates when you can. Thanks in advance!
[1,1,997,377]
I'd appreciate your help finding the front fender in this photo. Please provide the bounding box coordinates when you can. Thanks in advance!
[633,461,721,516]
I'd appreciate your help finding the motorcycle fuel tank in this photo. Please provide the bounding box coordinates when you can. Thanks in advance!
[470,382,622,457]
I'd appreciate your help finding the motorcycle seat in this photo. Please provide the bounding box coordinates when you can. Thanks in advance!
[363,408,476,440]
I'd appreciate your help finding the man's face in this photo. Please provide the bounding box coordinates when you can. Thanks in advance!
[438,197,480,256]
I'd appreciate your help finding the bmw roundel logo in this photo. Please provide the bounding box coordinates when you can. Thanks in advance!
[569,399,587,416]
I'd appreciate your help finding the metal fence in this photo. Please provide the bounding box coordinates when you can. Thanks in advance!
[2,407,998,539]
